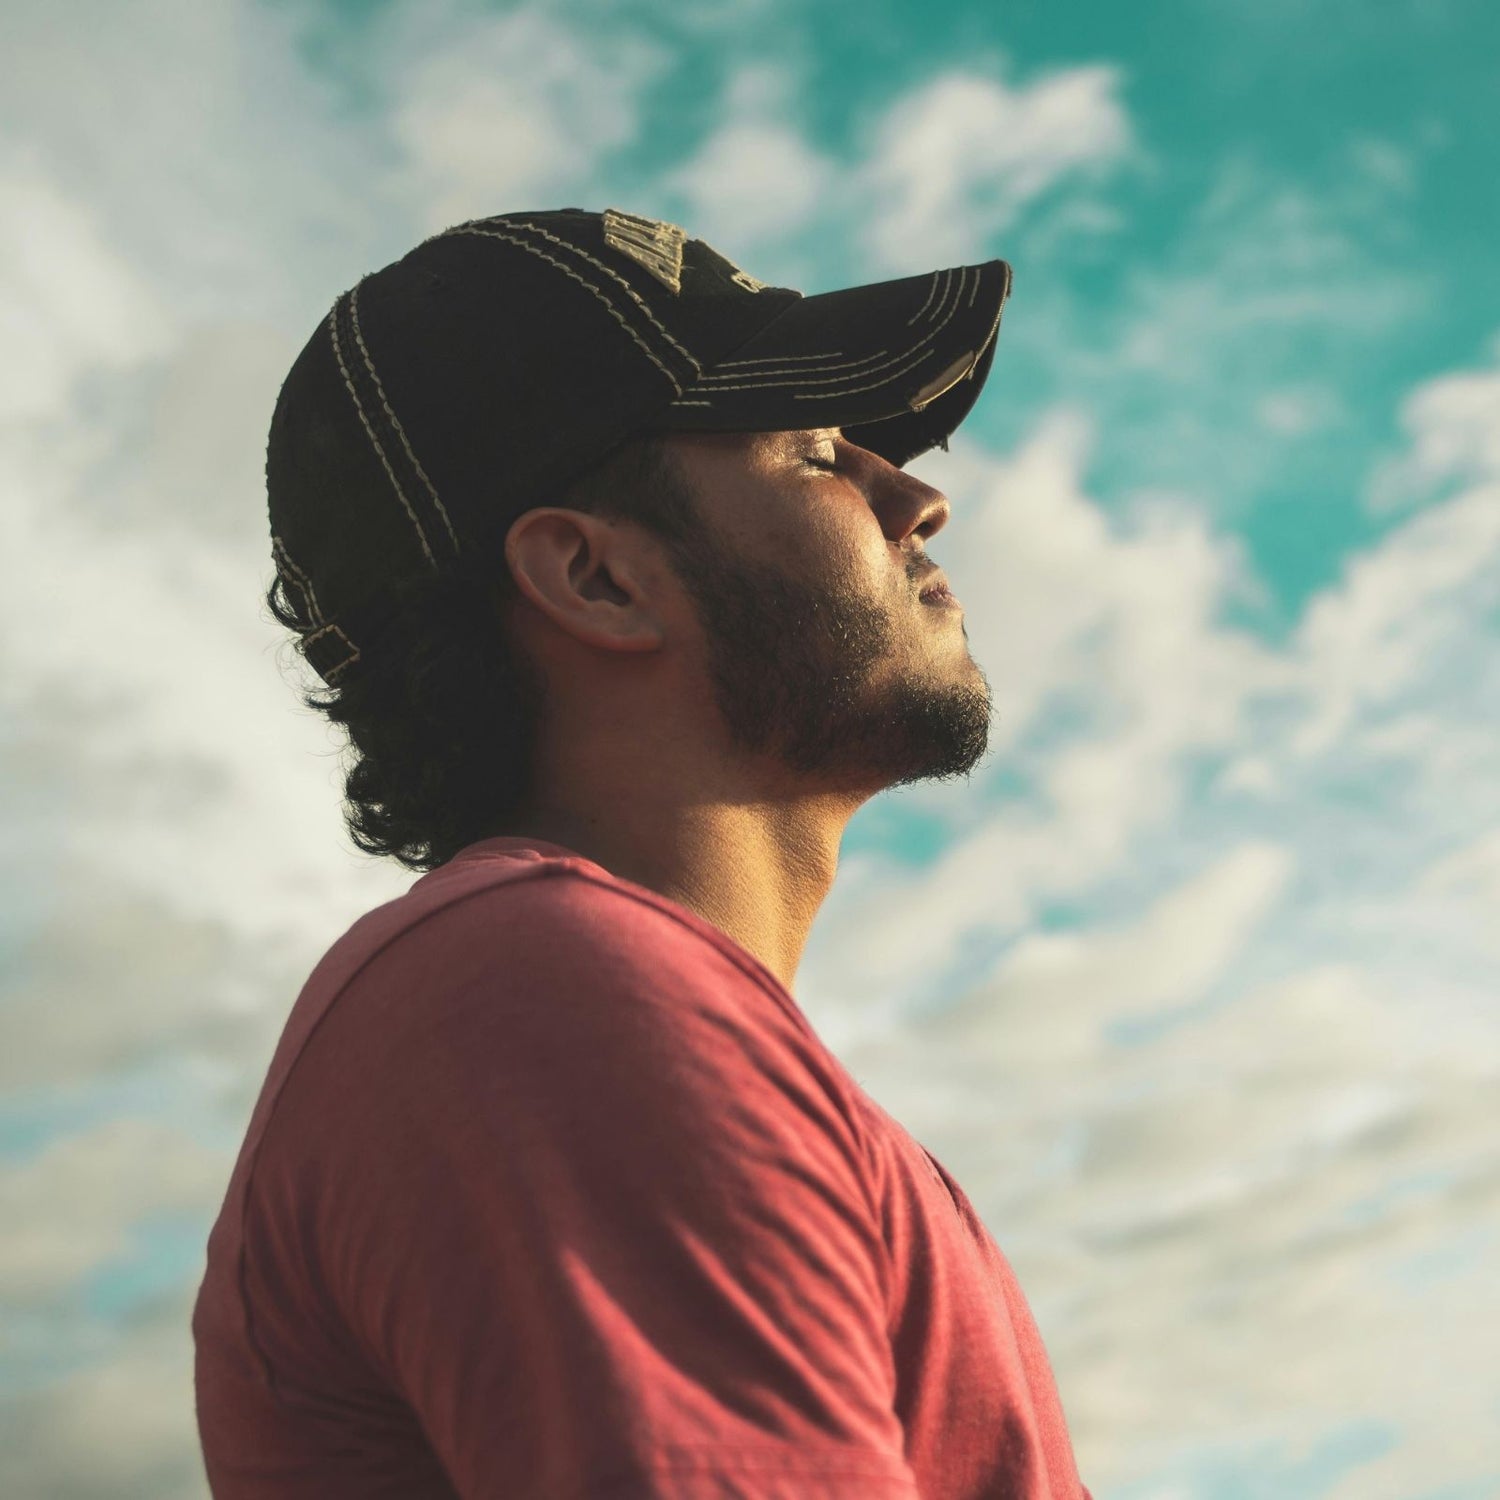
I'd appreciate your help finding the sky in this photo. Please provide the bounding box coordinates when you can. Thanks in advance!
[1,0,1497,1496]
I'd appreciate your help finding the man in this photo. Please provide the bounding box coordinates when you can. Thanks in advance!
[193,207,1093,1498]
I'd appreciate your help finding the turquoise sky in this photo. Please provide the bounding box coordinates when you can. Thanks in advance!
[1,2,1497,1497]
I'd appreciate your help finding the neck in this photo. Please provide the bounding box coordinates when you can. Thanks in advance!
[507,785,859,993]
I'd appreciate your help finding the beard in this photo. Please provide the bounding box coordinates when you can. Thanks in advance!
[658,521,993,796]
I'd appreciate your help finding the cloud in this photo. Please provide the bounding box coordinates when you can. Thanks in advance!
[836,951,1498,1497]
[854,63,1134,273]
[0,0,385,324]
[801,407,1291,1019]
[0,151,171,421]
[1,1119,227,1304]
[1254,383,1348,436]
[1290,479,1500,757]
[1027,150,1438,516]
[0,1280,206,1500]
[1366,351,1500,513]
[383,3,670,230]
[662,63,836,252]
[879,841,1294,1086]
[978,842,1290,1030]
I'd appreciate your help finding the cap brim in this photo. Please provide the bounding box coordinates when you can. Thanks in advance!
[659,259,1012,468]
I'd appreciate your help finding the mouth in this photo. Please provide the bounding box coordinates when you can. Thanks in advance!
[919,580,961,610]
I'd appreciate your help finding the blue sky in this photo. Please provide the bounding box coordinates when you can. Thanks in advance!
[1,1,1497,1496]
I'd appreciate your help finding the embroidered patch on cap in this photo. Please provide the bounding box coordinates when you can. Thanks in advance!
[602,208,687,294]
[727,264,770,294]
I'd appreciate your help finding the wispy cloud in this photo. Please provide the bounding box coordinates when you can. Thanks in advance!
[383,2,670,231]
[854,62,1134,273]
[662,63,837,252]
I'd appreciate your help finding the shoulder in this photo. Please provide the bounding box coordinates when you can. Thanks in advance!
[381,858,784,1015]
[292,858,813,1097]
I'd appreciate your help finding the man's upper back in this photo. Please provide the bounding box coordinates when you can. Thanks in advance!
[193,837,1090,1499]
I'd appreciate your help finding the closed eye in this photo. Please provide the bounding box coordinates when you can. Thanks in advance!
[801,455,842,473]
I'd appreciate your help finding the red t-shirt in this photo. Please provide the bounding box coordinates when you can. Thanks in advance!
[194,837,1092,1499]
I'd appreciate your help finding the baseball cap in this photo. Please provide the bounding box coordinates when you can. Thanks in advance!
[267,206,1013,686]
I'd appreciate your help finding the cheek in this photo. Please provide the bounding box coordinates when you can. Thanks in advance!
[813,522,884,599]
[814,495,889,578]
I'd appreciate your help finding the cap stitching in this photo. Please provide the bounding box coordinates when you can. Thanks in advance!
[348,283,462,558]
[716,350,849,369]
[443,227,685,397]
[698,268,962,384]
[906,270,946,327]
[271,535,325,625]
[695,348,894,383]
[326,297,439,571]
[794,269,1005,404]
[686,267,969,396]
[488,216,702,375]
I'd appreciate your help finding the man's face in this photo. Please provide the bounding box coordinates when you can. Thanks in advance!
[656,427,992,795]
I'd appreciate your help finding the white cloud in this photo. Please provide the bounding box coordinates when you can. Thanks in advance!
[836,947,1499,1496]
[0,0,386,324]
[854,63,1134,272]
[930,841,1294,1074]
[1254,383,1346,435]
[1348,134,1417,196]
[0,1280,206,1500]
[0,1119,226,1303]
[385,3,669,230]
[1007,842,1289,1008]
[1032,152,1436,517]
[1366,354,1500,513]
[802,407,1292,1020]
[0,423,415,951]
[1290,480,1500,757]
[0,151,172,420]
[1097,180,1422,381]
[1416,826,1500,905]
[663,64,836,251]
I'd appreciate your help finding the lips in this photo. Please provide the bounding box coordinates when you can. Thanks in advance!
[918,569,956,605]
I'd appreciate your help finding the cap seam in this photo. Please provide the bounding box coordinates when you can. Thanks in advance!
[686,266,971,398]
[443,226,687,397]
[327,295,439,572]
[348,282,461,558]
[487,215,702,375]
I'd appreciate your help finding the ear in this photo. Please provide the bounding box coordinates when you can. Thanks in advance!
[503,508,667,654]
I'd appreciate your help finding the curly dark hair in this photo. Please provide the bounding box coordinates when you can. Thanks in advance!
[265,433,705,872]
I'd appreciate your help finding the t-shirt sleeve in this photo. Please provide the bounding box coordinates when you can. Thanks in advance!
[263,877,919,1500]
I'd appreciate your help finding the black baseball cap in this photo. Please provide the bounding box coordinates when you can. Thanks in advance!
[267,206,1013,686]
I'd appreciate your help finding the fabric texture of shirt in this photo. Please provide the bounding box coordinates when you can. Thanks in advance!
[193,836,1093,1499]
